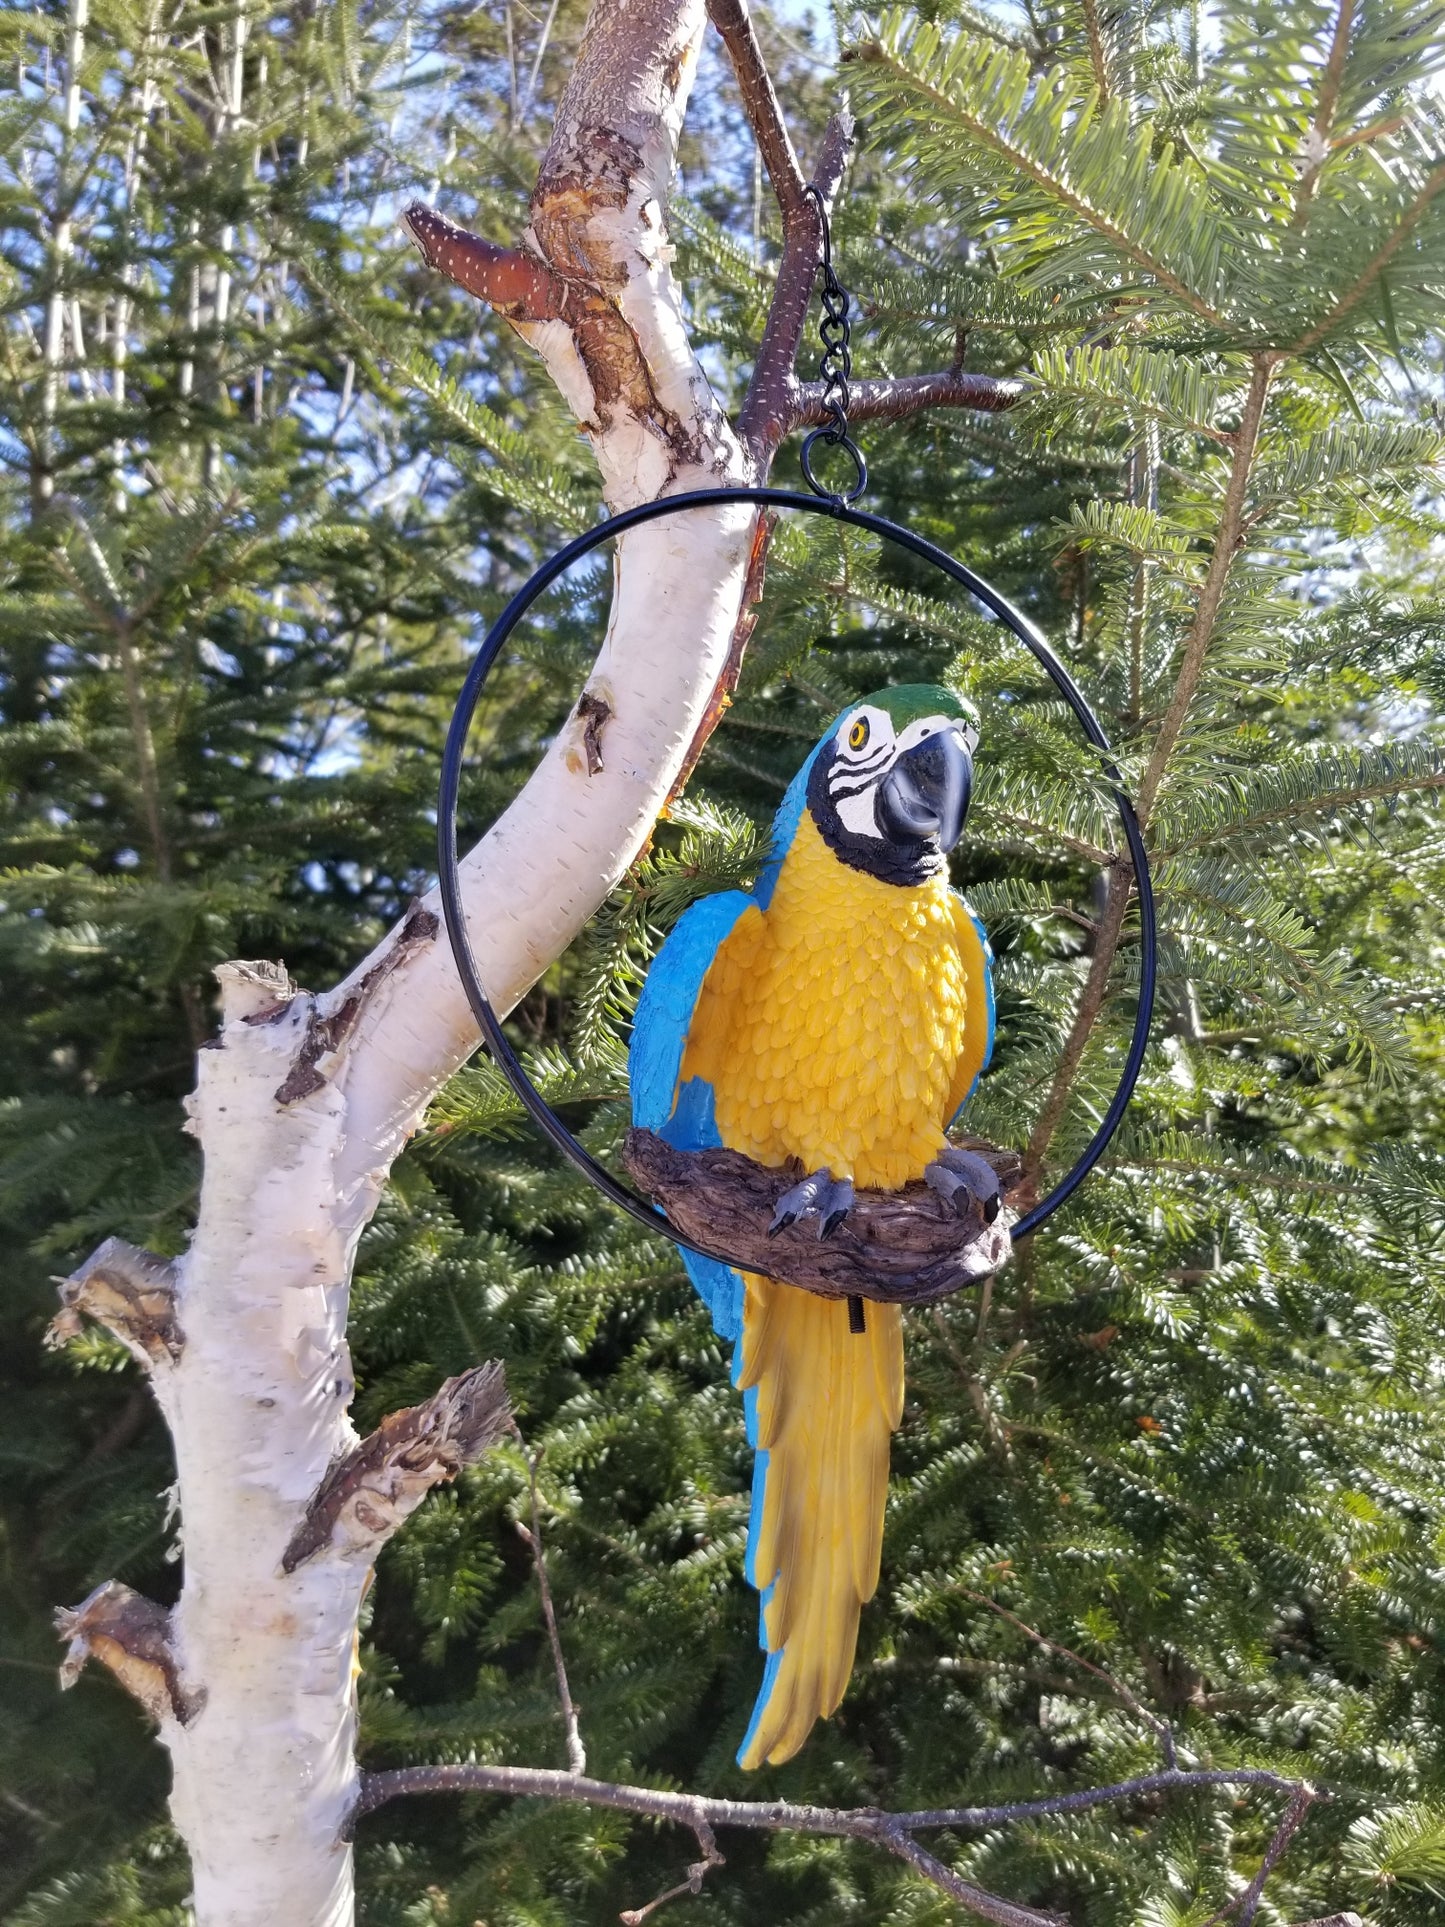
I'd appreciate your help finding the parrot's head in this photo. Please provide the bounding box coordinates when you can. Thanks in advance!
[805,683,980,886]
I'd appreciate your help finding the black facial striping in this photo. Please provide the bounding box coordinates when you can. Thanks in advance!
[807,742,945,887]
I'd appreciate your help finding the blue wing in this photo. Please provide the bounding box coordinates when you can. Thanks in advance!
[630,890,754,1343]
[947,892,996,1126]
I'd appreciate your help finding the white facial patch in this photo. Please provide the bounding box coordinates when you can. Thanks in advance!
[834,787,882,838]
[893,715,979,758]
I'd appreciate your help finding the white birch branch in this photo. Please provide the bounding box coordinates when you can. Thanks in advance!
[50,7,760,1923]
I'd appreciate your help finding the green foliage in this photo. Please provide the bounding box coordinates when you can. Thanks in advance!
[5,0,1445,1923]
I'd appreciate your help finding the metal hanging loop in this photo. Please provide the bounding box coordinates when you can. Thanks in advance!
[437,487,1158,1272]
[798,185,868,506]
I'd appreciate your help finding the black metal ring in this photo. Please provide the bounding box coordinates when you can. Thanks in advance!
[438,486,1156,1264]
[799,427,869,505]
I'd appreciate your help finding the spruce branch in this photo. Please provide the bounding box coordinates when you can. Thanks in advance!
[845,26,1232,326]
[1290,0,1356,229]
[1079,0,1113,103]
[1024,356,1274,1179]
[1286,160,1445,355]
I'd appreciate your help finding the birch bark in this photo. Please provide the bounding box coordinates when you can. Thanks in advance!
[56,1,761,1920]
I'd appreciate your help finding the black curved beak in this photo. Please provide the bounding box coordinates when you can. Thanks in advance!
[877,727,974,852]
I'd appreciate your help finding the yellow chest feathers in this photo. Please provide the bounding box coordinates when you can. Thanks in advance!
[679,812,972,1189]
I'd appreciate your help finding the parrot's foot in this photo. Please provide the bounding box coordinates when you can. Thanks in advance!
[768,1170,855,1240]
[926,1146,1004,1223]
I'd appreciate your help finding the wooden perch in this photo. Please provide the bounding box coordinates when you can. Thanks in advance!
[56,1580,203,1726]
[283,1361,511,1571]
[624,1129,1019,1303]
[47,1236,181,1367]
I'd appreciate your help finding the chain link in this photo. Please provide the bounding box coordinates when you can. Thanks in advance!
[799,185,867,505]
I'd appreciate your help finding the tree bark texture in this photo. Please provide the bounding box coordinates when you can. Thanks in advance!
[54,5,761,1921]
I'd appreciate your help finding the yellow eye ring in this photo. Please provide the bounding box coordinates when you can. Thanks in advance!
[848,717,869,751]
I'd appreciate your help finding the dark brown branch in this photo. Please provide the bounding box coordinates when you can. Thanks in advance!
[736,110,853,469]
[351,1760,1320,1927]
[283,1362,510,1571]
[706,0,807,215]
[667,505,774,806]
[514,1432,587,1775]
[47,1236,181,1368]
[624,1128,1019,1304]
[400,203,570,322]
[793,370,1025,427]
[56,1580,203,1726]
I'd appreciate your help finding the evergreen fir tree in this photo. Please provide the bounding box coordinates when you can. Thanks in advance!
[5,0,1445,1921]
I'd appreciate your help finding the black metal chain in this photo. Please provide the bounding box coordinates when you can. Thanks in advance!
[799,185,868,505]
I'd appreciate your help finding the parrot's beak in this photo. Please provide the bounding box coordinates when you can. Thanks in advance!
[877,727,973,851]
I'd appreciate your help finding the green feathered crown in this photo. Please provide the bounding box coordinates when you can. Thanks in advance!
[852,683,980,734]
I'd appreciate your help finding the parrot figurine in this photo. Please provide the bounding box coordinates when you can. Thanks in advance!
[629,684,998,1770]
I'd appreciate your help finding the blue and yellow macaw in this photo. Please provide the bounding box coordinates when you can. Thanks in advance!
[630,685,998,1769]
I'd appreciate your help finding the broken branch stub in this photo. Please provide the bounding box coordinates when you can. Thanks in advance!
[47,1236,181,1366]
[623,1129,1019,1302]
[56,1579,203,1726]
[283,1361,511,1571]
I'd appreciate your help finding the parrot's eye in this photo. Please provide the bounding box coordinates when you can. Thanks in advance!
[848,717,869,751]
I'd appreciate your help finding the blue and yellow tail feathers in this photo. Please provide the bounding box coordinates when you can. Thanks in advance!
[734,1278,904,1769]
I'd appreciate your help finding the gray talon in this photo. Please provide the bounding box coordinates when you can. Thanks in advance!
[819,1178,854,1240]
[769,1170,854,1239]
[926,1147,1004,1223]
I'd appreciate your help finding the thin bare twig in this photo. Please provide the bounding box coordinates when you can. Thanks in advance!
[962,1589,1177,1767]
[513,1426,587,1775]
[351,1760,1320,1927]
[1199,1785,1320,1927]
[619,1814,724,1924]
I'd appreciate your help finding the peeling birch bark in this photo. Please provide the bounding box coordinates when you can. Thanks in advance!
[57,1580,202,1726]
[48,1237,182,1370]
[282,1363,510,1572]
